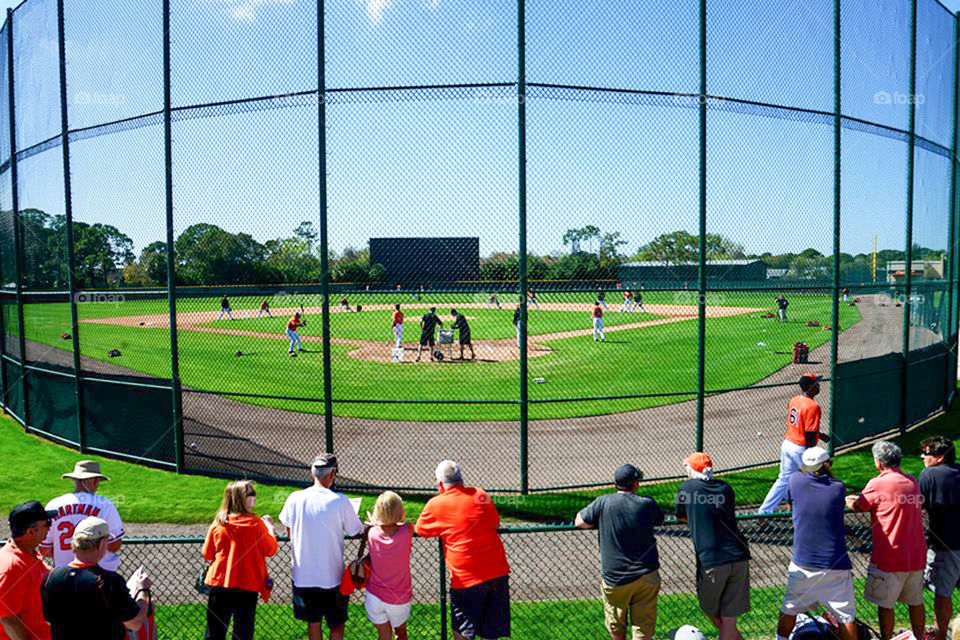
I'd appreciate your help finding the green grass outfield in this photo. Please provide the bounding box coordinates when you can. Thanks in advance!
[149,576,959,639]
[1,396,954,525]
[17,291,860,421]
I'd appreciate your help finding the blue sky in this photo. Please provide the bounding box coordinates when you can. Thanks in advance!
[2,0,959,266]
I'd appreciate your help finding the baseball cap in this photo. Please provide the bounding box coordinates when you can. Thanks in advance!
[800,447,830,472]
[799,373,821,388]
[684,452,713,473]
[669,626,706,640]
[8,501,56,534]
[614,464,642,488]
[73,516,110,542]
[311,453,338,472]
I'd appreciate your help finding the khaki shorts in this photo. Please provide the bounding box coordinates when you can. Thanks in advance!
[864,565,924,609]
[602,571,661,640]
[698,560,750,618]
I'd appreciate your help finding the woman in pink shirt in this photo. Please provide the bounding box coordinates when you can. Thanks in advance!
[365,491,413,640]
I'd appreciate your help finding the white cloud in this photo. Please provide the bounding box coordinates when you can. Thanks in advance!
[366,0,391,24]
[220,0,295,23]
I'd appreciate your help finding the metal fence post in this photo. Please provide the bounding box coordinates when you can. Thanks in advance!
[944,14,959,409]
[438,538,447,640]
[695,0,707,452]
[57,0,86,452]
[163,0,185,472]
[828,0,841,455]
[517,0,529,493]
[6,8,29,429]
[900,0,918,433]
[318,0,334,454]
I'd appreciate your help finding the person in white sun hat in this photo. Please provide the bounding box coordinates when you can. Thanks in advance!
[40,460,125,571]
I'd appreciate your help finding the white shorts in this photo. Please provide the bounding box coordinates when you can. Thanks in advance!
[364,591,411,627]
[781,562,856,623]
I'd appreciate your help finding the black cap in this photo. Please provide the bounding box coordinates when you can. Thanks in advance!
[9,501,56,536]
[614,464,642,488]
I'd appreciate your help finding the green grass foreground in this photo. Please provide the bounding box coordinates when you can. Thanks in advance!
[17,292,860,421]
[0,394,956,525]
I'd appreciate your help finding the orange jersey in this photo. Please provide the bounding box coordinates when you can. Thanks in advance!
[287,317,303,331]
[785,394,821,446]
[593,306,603,318]
[392,311,404,324]
[260,301,269,309]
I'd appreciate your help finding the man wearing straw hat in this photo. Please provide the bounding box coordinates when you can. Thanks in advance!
[40,461,124,572]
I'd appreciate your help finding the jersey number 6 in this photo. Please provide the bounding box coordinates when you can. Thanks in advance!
[788,407,799,426]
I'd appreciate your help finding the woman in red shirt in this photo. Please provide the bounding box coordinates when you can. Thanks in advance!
[202,481,278,640]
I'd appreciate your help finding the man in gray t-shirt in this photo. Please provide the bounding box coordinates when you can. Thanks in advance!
[576,464,664,640]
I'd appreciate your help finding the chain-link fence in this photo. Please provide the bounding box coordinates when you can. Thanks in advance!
[0,0,957,493]
[119,513,959,640]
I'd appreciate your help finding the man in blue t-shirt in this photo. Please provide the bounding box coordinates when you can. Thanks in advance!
[919,435,960,640]
[576,464,664,640]
[776,448,858,640]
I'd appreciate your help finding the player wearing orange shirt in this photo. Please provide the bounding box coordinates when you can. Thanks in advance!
[391,304,404,348]
[592,301,605,342]
[287,313,306,357]
[758,373,830,513]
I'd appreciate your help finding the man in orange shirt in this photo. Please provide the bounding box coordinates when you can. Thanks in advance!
[0,501,54,640]
[391,304,404,348]
[415,461,510,640]
[758,373,826,514]
[287,313,306,357]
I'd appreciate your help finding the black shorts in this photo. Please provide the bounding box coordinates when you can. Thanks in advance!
[292,585,349,628]
[450,575,510,639]
[459,331,471,345]
[420,333,435,346]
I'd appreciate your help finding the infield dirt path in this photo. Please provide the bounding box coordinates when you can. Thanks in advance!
[59,296,918,490]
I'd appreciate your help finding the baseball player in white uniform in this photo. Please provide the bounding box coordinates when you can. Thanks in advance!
[592,302,605,342]
[621,290,634,312]
[392,304,404,348]
[41,460,124,571]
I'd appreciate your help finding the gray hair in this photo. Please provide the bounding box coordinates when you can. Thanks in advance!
[872,441,902,469]
[435,460,463,488]
[311,465,336,482]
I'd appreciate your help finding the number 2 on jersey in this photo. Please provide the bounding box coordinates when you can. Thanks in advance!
[57,521,75,551]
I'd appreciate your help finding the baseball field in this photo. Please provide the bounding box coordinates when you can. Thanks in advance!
[17,290,861,423]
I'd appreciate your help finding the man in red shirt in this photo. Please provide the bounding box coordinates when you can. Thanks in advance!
[391,304,404,349]
[287,313,306,357]
[847,441,926,640]
[0,501,54,640]
[758,373,824,514]
[415,461,510,640]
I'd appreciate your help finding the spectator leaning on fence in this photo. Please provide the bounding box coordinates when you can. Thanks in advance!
[415,461,511,640]
[776,447,859,640]
[0,501,54,640]
[41,460,124,572]
[674,453,750,640]
[279,454,363,640]
[758,374,823,514]
[202,480,278,640]
[576,464,665,640]
[41,516,151,639]
[919,435,960,640]
[847,441,927,640]
[364,491,413,640]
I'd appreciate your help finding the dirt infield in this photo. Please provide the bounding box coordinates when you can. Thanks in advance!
[83,303,764,364]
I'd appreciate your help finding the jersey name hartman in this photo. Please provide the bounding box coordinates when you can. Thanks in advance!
[54,504,102,519]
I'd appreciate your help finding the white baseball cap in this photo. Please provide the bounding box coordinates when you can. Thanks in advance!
[669,626,706,640]
[801,447,830,472]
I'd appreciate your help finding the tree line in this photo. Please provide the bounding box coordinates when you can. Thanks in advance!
[1,212,941,289]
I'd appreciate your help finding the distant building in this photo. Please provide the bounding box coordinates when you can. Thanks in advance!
[618,259,767,288]
[885,257,944,283]
[766,268,788,279]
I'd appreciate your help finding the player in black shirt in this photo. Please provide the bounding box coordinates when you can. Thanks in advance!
[415,307,443,362]
[450,309,475,360]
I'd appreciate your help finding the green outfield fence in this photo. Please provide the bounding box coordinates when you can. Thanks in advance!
[120,513,960,640]
[0,0,957,494]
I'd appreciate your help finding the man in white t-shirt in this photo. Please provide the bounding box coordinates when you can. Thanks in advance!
[280,453,363,640]
[40,460,124,572]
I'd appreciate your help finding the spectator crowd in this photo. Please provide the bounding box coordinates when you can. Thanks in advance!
[0,436,958,640]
